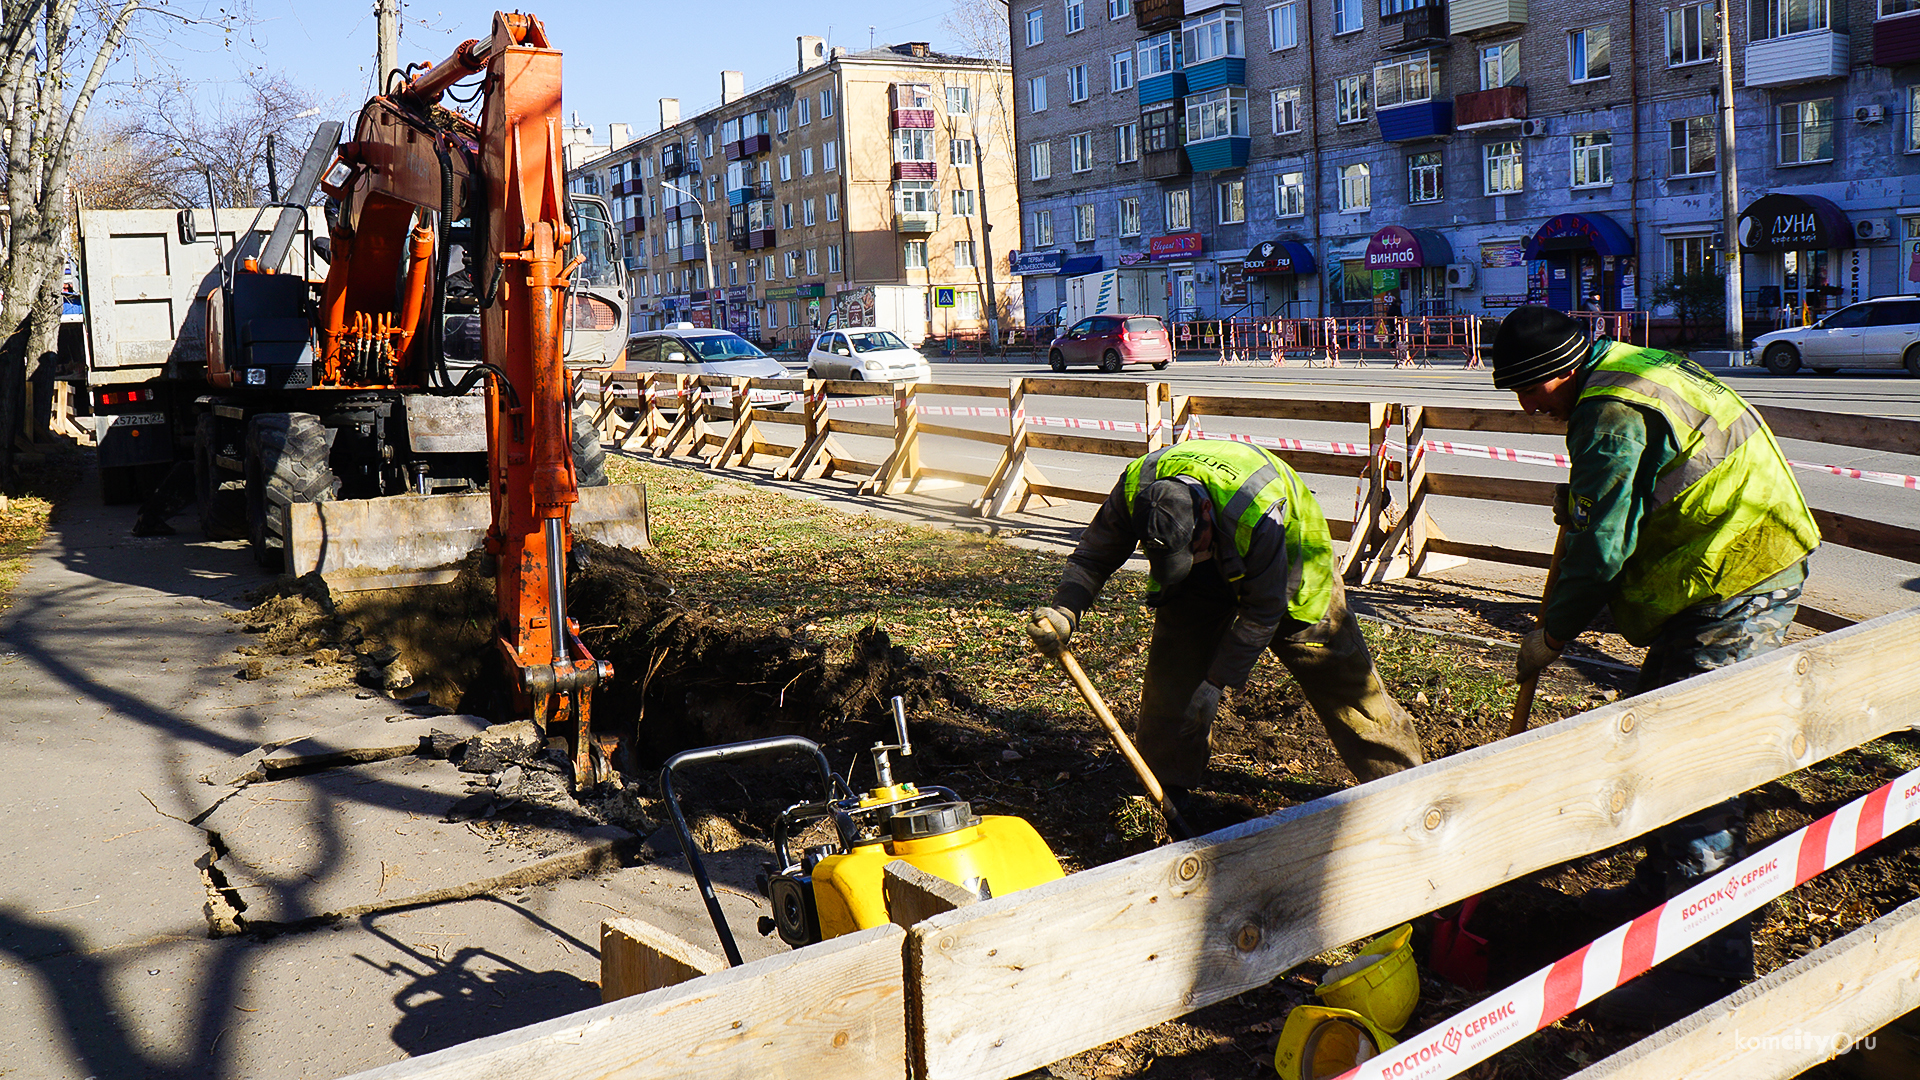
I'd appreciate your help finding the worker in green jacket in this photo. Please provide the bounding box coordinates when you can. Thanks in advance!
[1025,440,1425,831]
[1491,305,1821,1025]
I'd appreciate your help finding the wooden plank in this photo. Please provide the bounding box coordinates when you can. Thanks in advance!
[1811,508,1920,564]
[1184,396,1372,424]
[1572,898,1920,1080]
[820,379,892,395]
[600,918,726,1003]
[1794,604,1856,633]
[832,456,887,476]
[908,608,1920,1080]
[1426,538,1556,569]
[1264,449,1403,482]
[884,860,979,928]
[1757,404,1920,455]
[1019,377,1165,401]
[917,382,1011,399]
[340,923,907,1080]
[1025,430,1146,458]
[1423,472,1561,506]
[757,410,809,426]
[1418,406,1568,436]
[915,421,1008,445]
[826,419,898,440]
[1026,482,1111,504]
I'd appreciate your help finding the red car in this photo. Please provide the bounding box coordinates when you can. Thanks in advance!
[1048,314,1174,373]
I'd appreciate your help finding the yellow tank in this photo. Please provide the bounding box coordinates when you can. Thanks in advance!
[811,793,1064,937]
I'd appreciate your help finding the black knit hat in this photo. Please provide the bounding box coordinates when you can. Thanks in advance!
[1135,478,1201,588]
[1491,306,1588,391]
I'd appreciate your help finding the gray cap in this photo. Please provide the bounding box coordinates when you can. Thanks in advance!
[1135,478,1200,588]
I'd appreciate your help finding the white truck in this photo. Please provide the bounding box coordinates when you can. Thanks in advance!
[1063,268,1167,326]
[828,284,929,346]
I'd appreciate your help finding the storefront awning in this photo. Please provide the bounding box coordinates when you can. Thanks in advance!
[1738,192,1855,252]
[1524,212,1634,259]
[1059,256,1105,276]
[1244,239,1317,276]
[1364,226,1452,270]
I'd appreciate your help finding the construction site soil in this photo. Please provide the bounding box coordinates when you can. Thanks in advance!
[235,539,1920,1080]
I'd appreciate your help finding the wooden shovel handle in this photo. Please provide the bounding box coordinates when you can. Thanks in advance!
[1510,525,1570,737]
[1048,640,1194,840]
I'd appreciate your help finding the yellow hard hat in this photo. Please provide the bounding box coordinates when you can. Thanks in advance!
[1313,923,1418,1034]
[1272,1005,1398,1080]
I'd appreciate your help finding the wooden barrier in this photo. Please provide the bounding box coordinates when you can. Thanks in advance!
[600,917,726,1003]
[976,377,1169,515]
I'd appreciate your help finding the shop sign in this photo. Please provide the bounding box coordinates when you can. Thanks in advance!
[1010,250,1065,275]
[1365,226,1424,269]
[1218,262,1247,303]
[1117,251,1150,266]
[765,283,825,300]
[1149,232,1205,261]
[726,285,754,301]
[1481,244,1525,268]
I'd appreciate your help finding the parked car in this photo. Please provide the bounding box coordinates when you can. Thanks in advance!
[624,324,791,380]
[1749,297,1920,376]
[805,327,932,383]
[1048,315,1173,373]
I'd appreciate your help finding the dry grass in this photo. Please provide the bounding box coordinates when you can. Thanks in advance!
[0,445,84,612]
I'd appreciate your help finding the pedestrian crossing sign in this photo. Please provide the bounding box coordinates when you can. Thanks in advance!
[935,287,956,308]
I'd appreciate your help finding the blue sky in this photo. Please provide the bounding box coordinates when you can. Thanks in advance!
[110,0,975,135]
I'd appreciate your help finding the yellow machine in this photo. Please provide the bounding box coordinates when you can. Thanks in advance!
[661,698,1064,965]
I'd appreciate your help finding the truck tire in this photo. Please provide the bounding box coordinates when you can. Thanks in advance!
[572,408,608,487]
[195,413,248,540]
[245,413,338,571]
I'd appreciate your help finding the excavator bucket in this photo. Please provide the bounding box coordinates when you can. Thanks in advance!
[284,482,649,591]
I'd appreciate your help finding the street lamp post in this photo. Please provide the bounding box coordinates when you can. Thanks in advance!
[658,178,719,329]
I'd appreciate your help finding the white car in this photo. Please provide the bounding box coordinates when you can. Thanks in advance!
[1748,297,1920,376]
[805,328,932,383]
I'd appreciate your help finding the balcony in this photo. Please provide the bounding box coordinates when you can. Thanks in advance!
[1184,137,1249,172]
[1454,84,1527,128]
[1391,5,1451,50]
[891,107,937,129]
[1449,0,1524,38]
[1747,29,1849,86]
[727,180,775,207]
[1138,71,1188,106]
[623,215,644,234]
[729,228,776,252]
[1182,57,1245,93]
[893,161,938,181]
[663,203,693,223]
[1377,100,1454,141]
[661,143,686,178]
[1876,13,1920,65]
[1136,0,1181,32]
[895,209,940,234]
[1143,146,1191,179]
[724,133,771,160]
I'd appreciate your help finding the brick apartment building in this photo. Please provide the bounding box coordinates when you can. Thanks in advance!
[568,38,1022,348]
[1009,0,1920,331]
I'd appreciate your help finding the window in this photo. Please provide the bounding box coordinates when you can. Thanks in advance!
[1381,0,1433,15]
[765,256,776,279]
[1484,140,1524,193]
[782,203,794,229]
[1139,32,1180,78]
[1116,121,1139,161]
[955,240,977,267]
[1778,99,1834,164]
[746,261,757,283]
[951,138,975,166]
[1333,0,1363,33]
[821,87,835,117]
[895,181,939,213]
[1167,188,1191,230]
[1409,151,1443,202]
[804,198,817,226]
[1674,115,1720,171]
[1143,104,1182,152]
[775,106,790,134]
[1668,235,1716,278]
[1109,0,1131,16]
[1031,141,1053,179]
[1269,0,1298,48]
[826,191,840,221]
[801,147,814,176]
[1217,179,1245,224]
[707,176,718,201]
[1885,0,1920,15]
[823,140,838,171]
[1341,260,1372,302]
[799,248,814,276]
[894,128,935,162]
[784,251,799,278]
[1480,42,1519,89]
[1185,87,1248,141]
[1026,7,1045,45]
[1075,203,1096,241]
[956,289,982,319]
[1068,64,1089,102]
[1182,7,1245,64]
[780,154,793,181]
[1571,132,1613,186]
[1033,209,1054,245]
[1068,131,1094,172]
[704,133,714,157]
[1374,52,1433,109]
[905,240,928,269]
[1066,0,1085,32]
[799,96,811,125]
[1666,3,1716,66]
[1337,74,1371,124]
[1111,49,1135,91]
[1756,0,1830,37]
[1029,75,1049,112]
[786,300,800,326]
[1570,26,1610,82]
[1275,170,1305,217]
[1119,196,1141,235]
[1910,86,1920,151]
[1339,163,1371,211]
[828,244,842,273]
[1272,87,1301,133]
[953,188,976,215]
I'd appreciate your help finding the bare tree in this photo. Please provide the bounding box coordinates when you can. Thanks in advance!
[69,113,185,209]
[942,0,1016,343]
[132,71,329,208]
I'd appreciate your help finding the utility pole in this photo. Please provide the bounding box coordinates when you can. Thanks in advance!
[375,0,401,93]
[1716,0,1744,356]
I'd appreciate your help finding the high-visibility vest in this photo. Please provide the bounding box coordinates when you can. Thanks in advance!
[1121,440,1335,625]
[1580,344,1821,644]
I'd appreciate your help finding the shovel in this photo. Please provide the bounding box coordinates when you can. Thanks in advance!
[1509,524,1569,736]
[1034,625,1194,841]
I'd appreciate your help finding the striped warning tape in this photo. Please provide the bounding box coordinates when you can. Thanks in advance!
[1786,460,1920,491]
[1335,762,1920,1080]
[1183,422,1377,459]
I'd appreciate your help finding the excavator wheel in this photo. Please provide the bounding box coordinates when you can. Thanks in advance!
[245,412,339,571]
[195,413,248,540]
[572,408,609,488]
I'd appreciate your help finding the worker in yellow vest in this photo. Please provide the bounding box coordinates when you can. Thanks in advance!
[1492,305,1821,1025]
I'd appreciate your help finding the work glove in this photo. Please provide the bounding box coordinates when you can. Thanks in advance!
[1517,627,1562,683]
[1178,681,1223,739]
[1026,606,1076,655]
[1552,483,1572,528]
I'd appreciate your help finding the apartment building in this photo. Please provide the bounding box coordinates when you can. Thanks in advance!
[1010,0,1920,328]
[568,38,1021,346]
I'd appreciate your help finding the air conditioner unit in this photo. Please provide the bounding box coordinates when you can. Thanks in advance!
[1445,262,1476,288]
[1857,218,1892,241]
[1518,118,1548,138]
[1855,104,1887,125]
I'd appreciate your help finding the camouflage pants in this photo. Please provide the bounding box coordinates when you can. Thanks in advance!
[1628,580,1802,977]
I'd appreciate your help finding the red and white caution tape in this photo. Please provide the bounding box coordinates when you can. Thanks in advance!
[1031,414,1165,435]
[1336,763,1920,1080]
[914,404,1013,419]
[1413,440,1571,470]
[1183,422,1376,459]
[1788,460,1920,491]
